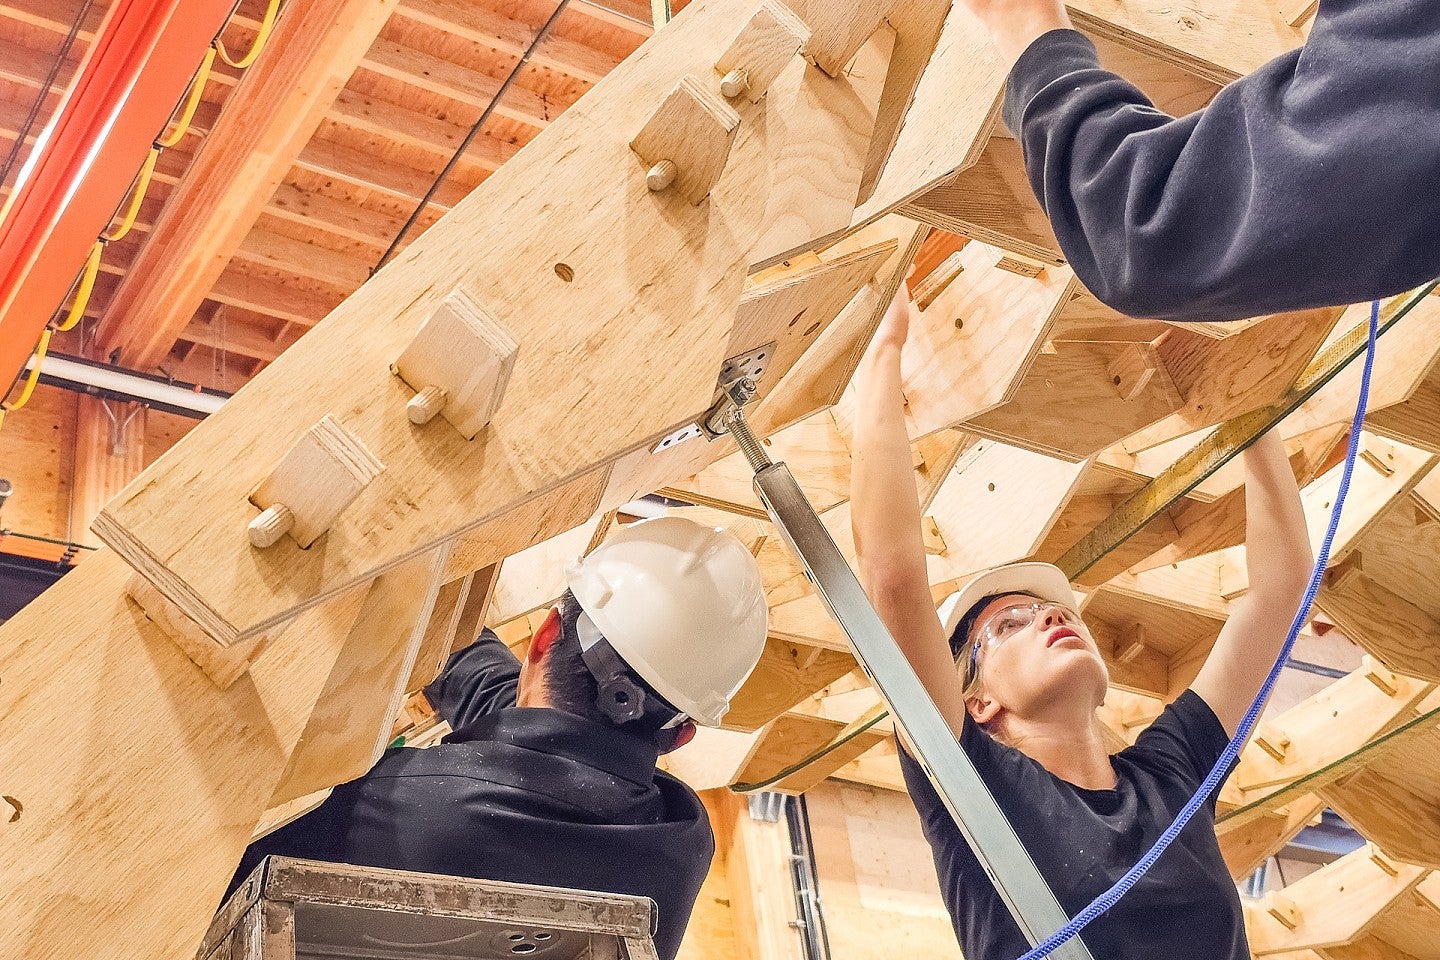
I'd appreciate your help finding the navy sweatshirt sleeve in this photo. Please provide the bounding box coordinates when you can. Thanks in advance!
[1003,1,1440,322]
[423,628,520,732]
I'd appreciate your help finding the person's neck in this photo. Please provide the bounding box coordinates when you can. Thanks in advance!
[999,709,1116,790]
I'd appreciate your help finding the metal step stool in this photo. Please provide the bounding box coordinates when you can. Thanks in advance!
[199,857,661,960]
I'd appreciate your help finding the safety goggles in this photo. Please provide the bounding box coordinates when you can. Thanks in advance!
[961,600,1083,686]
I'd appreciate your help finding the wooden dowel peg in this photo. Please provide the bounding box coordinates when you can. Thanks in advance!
[248,503,295,549]
[646,159,678,192]
[407,385,448,425]
[720,68,750,99]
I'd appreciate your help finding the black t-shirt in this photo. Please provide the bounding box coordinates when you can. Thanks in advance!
[898,691,1245,960]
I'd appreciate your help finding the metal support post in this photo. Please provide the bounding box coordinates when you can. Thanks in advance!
[716,399,1095,960]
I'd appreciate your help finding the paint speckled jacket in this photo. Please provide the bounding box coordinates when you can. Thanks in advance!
[1005,0,1440,321]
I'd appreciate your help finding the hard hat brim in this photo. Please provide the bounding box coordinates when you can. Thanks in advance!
[937,562,1078,648]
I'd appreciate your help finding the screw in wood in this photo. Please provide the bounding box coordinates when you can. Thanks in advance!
[646,159,677,192]
[407,384,448,425]
[248,503,296,549]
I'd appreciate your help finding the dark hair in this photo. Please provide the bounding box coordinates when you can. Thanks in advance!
[543,590,684,744]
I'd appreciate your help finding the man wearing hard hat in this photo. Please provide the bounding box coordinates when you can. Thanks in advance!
[228,516,768,960]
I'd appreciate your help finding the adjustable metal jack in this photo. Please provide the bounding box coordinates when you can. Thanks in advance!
[709,382,1095,960]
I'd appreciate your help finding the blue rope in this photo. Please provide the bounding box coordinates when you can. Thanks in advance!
[1018,299,1382,960]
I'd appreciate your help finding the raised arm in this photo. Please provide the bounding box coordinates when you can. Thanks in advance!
[1190,430,1313,736]
[971,0,1440,321]
[851,288,969,736]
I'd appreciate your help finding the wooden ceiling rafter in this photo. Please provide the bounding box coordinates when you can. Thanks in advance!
[94,0,399,369]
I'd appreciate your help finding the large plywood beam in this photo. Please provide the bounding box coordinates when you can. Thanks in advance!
[0,550,371,959]
[94,0,919,649]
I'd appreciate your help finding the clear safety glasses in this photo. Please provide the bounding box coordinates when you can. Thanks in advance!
[961,600,1083,686]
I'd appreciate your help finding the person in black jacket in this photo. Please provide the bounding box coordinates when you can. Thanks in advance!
[228,516,769,960]
[850,289,1313,959]
[960,0,1440,320]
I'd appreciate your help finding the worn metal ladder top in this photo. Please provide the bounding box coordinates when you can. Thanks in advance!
[201,857,661,960]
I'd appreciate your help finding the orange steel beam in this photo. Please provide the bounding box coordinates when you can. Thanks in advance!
[0,0,237,390]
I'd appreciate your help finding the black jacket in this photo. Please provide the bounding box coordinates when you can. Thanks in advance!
[1005,0,1440,321]
[231,633,713,960]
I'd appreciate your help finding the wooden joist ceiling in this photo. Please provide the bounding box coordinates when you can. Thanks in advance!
[0,0,659,387]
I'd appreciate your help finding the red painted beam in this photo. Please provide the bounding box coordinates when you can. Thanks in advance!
[0,0,238,389]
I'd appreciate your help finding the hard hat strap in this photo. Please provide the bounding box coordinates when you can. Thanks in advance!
[576,611,647,725]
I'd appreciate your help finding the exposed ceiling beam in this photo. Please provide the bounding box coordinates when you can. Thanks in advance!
[178,313,301,362]
[94,0,399,369]
[360,37,558,132]
[571,0,654,37]
[325,86,515,174]
[293,137,478,210]
[231,225,373,293]
[392,0,620,85]
[208,268,341,326]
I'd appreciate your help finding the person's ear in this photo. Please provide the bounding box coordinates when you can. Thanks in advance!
[527,607,563,665]
[658,719,697,755]
[966,692,1001,726]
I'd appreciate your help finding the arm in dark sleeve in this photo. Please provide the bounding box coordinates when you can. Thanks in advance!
[423,627,520,730]
[1004,3,1440,321]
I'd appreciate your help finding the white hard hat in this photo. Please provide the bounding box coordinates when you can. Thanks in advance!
[938,561,1078,648]
[564,516,768,726]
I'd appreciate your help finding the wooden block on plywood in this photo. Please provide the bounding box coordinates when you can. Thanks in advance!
[1121,307,1342,451]
[1321,722,1440,870]
[1319,559,1440,682]
[723,637,857,732]
[714,0,810,102]
[1217,795,1326,880]
[964,339,1184,461]
[1082,584,1225,698]
[912,249,965,310]
[1066,0,1307,83]
[392,287,519,439]
[747,216,928,437]
[796,1,891,77]
[900,136,1065,265]
[920,439,1090,580]
[94,0,907,650]
[631,75,742,205]
[899,241,1073,438]
[734,710,887,793]
[850,0,1005,222]
[771,704,891,792]
[248,414,384,550]
[729,238,898,399]
[1366,355,1440,454]
[126,573,276,688]
[1244,843,1426,956]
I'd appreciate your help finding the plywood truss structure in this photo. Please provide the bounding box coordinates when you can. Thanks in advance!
[2,1,1439,958]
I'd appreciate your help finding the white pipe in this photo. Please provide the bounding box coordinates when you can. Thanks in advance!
[24,353,227,416]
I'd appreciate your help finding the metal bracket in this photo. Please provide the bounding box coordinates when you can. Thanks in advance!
[700,341,774,439]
